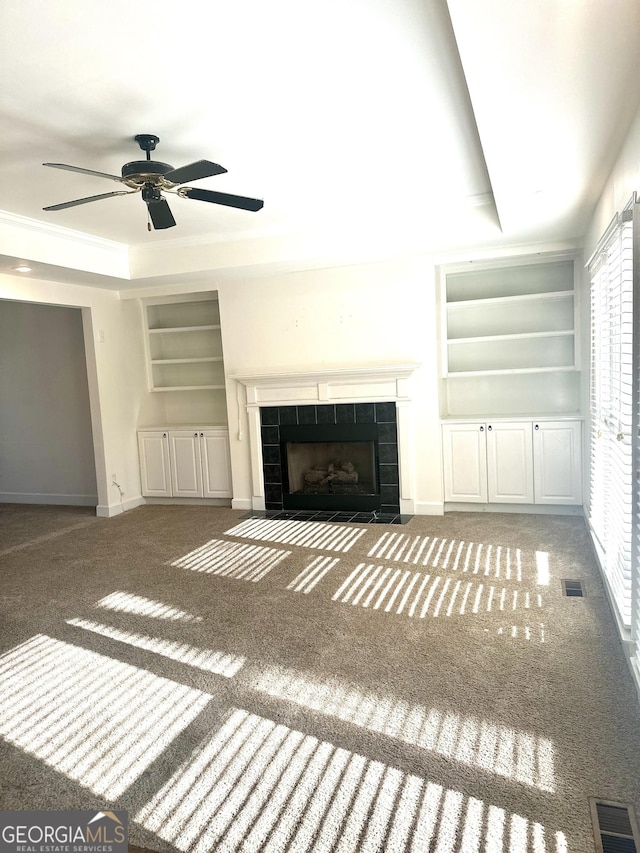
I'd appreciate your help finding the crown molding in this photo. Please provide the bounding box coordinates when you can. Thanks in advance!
[0,209,129,256]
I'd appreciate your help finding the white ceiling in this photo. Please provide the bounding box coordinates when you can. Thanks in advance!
[1,0,639,289]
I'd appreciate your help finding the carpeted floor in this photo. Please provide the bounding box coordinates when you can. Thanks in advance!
[0,503,639,853]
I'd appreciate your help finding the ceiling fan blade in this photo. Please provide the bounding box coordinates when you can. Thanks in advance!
[43,190,134,211]
[182,187,264,212]
[147,198,176,229]
[164,160,227,185]
[43,163,125,182]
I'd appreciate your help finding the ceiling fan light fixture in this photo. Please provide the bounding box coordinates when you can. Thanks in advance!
[142,186,163,203]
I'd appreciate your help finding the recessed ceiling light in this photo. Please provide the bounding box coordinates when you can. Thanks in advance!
[12,264,32,273]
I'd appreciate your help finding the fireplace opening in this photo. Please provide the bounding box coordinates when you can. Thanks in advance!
[286,441,377,497]
[280,423,381,511]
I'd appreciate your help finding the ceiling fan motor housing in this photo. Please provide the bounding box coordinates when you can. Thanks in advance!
[121,160,174,187]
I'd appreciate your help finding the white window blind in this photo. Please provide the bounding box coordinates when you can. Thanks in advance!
[634,211,640,686]
[636,343,640,682]
[588,210,634,628]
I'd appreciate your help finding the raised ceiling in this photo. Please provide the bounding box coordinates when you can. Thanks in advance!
[1,0,639,290]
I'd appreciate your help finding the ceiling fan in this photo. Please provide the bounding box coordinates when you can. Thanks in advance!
[42,134,264,230]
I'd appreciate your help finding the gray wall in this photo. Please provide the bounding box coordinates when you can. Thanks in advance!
[0,300,97,504]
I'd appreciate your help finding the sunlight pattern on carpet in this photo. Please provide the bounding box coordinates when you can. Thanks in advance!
[488,623,547,644]
[368,534,525,580]
[67,618,245,676]
[171,539,290,581]
[332,564,542,618]
[254,666,555,792]
[287,555,340,594]
[0,635,210,798]
[96,591,202,622]
[225,517,367,552]
[135,707,566,853]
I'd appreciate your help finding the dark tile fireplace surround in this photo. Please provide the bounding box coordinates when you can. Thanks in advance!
[260,402,401,520]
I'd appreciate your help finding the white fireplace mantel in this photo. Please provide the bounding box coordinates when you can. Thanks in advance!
[232,364,420,514]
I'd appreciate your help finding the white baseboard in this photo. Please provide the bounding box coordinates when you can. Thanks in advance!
[413,501,445,515]
[444,502,583,515]
[96,496,145,517]
[0,492,97,506]
[231,498,253,511]
[142,497,232,507]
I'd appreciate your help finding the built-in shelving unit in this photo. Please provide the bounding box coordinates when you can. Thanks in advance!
[141,293,228,427]
[145,298,225,391]
[440,256,581,417]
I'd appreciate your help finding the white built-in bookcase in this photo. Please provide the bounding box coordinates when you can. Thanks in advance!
[141,293,228,426]
[440,255,581,417]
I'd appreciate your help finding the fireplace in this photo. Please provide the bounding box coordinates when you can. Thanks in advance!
[260,403,400,514]
[232,364,418,516]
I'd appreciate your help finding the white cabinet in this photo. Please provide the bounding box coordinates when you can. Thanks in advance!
[201,430,233,498]
[486,422,534,503]
[138,431,172,497]
[442,422,488,502]
[442,419,581,506]
[532,420,582,504]
[169,431,204,497]
[138,428,232,499]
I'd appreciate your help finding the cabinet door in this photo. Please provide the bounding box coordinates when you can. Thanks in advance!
[486,422,534,503]
[533,421,582,504]
[200,429,232,498]
[138,431,172,497]
[442,423,488,502]
[169,431,203,497]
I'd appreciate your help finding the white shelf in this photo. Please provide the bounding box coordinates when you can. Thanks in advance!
[151,357,224,365]
[446,289,574,309]
[148,324,221,334]
[448,329,574,345]
[448,366,579,378]
[152,385,227,393]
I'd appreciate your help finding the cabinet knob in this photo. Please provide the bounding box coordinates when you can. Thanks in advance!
[194,432,198,437]
[487,425,492,431]
[479,426,484,432]
[535,424,539,430]
[200,432,204,437]
[163,433,167,438]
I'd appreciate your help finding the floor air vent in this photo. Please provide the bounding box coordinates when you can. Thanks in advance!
[590,798,640,852]
[562,578,584,597]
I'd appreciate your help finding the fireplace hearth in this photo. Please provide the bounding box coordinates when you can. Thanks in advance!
[261,403,399,514]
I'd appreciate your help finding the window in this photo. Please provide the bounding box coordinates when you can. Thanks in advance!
[588,207,634,629]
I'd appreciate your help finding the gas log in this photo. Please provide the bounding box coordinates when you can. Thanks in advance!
[304,461,359,486]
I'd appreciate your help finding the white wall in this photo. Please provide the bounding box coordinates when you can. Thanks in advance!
[0,300,97,504]
[586,100,640,259]
[217,256,444,513]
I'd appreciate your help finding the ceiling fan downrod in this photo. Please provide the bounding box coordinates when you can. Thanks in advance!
[134,133,160,161]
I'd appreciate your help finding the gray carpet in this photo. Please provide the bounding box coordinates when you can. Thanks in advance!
[0,503,639,853]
